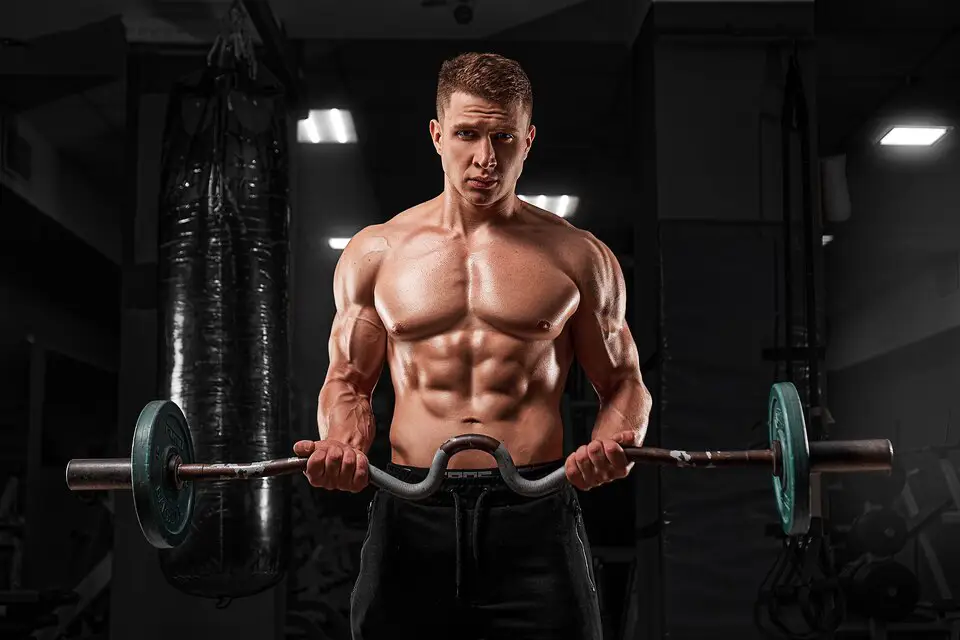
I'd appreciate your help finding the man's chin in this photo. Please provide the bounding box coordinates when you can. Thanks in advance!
[465,188,503,205]
[450,182,509,207]
[469,192,495,203]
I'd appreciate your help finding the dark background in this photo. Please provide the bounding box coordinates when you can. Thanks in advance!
[2,0,960,638]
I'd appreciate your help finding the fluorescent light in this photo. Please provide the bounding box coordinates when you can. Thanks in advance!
[822,235,834,246]
[518,194,580,218]
[327,237,351,250]
[879,126,949,146]
[329,109,348,144]
[298,109,358,144]
[303,118,320,143]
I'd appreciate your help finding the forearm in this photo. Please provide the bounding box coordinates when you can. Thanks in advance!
[317,379,376,452]
[591,378,652,445]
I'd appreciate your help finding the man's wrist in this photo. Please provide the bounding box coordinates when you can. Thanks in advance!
[324,430,372,452]
[590,425,643,445]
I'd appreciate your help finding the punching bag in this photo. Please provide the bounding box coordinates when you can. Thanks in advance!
[156,51,291,598]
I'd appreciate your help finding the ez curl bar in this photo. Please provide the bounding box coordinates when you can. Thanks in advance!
[65,382,893,549]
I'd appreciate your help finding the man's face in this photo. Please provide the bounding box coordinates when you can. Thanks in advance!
[430,91,536,208]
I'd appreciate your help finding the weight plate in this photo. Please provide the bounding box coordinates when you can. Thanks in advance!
[850,507,908,557]
[849,560,919,622]
[131,401,195,549]
[769,382,811,536]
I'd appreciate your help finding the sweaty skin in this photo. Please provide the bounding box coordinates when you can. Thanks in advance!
[296,91,652,488]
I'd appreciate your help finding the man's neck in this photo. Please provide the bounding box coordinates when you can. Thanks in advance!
[438,183,519,234]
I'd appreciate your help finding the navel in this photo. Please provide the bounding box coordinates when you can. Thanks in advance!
[536,320,552,331]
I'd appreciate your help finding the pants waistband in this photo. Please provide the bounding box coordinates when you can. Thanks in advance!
[386,459,563,483]
[383,459,566,506]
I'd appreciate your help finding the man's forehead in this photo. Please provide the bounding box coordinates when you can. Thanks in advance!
[445,92,526,122]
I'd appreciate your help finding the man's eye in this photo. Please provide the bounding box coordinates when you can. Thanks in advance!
[456,131,474,138]
[496,133,514,141]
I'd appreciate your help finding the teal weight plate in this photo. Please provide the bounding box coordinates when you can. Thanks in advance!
[131,401,195,548]
[768,382,811,536]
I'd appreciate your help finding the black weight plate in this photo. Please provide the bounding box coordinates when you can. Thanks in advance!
[131,401,195,549]
[769,382,811,536]
[850,560,919,622]
[850,507,908,557]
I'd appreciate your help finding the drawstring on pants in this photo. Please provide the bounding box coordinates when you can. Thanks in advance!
[450,486,492,600]
[451,490,463,598]
[472,488,490,565]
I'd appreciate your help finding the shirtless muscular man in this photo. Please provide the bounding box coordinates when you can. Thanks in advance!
[293,52,653,639]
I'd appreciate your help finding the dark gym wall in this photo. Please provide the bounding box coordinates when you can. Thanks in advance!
[1,100,122,639]
[826,135,960,600]
[827,138,960,372]
[1,57,122,606]
[2,105,123,265]
[0,186,121,598]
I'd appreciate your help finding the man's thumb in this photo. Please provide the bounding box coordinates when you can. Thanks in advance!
[294,440,316,456]
[611,431,640,446]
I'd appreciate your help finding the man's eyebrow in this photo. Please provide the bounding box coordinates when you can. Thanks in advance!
[451,122,519,133]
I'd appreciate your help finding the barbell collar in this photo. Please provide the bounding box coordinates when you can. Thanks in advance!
[66,459,132,491]
[808,439,893,473]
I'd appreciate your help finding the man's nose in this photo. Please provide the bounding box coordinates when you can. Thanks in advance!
[473,136,497,168]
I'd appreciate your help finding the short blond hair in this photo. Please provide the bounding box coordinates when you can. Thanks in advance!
[436,52,533,122]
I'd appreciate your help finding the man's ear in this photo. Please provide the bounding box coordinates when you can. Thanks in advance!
[429,119,443,155]
[524,124,536,161]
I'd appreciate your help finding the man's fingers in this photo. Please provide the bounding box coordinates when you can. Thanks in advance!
[293,440,315,457]
[351,455,370,493]
[570,440,633,491]
[586,440,614,483]
[603,440,629,477]
[575,446,600,489]
[297,441,372,491]
[339,448,358,490]
[323,446,343,486]
[610,430,641,447]
[305,448,327,487]
[565,454,588,491]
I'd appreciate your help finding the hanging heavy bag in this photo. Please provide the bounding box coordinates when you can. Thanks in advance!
[155,27,291,599]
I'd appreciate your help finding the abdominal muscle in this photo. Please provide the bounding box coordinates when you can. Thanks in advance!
[386,329,572,469]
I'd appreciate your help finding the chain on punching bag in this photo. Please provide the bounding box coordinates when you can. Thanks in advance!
[156,3,290,599]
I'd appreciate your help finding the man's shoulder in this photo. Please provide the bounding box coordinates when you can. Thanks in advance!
[520,199,574,229]
[387,198,438,229]
[517,203,620,287]
[341,224,391,259]
[519,202,606,255]
[341,201,434,258]
[519,200,596,244]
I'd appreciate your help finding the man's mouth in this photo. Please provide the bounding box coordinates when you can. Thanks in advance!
[468,177,498,189]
